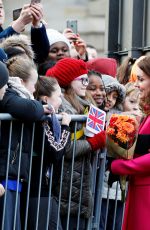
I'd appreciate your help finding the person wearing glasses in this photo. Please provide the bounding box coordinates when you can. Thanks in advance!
[46,57,106,230]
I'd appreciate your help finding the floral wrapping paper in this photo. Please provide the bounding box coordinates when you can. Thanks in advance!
[106,114,139,201]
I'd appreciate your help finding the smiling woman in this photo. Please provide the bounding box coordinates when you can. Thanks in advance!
[136,58,150,115]
[110,55,150,230]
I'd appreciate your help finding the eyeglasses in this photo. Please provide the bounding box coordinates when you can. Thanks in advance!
[74,77,89,86]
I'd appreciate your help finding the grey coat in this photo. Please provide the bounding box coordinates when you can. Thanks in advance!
[56,96,94,218]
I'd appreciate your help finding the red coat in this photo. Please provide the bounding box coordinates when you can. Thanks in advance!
[111,115,150,230]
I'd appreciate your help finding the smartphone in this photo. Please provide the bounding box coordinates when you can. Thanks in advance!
[30,0,41,4]
[66,20,78,34]
[13,8,22,21]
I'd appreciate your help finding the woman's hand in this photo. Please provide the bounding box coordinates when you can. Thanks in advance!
[73,34,87,57]
[63,28,78,42]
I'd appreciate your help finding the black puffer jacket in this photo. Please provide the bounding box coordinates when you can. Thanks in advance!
[56,97,94,218]
[0,88,44,181]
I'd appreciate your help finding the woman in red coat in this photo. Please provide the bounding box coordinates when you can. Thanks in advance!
[111,56,150,230]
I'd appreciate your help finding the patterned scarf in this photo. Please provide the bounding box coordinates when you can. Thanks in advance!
[45,104,61,143]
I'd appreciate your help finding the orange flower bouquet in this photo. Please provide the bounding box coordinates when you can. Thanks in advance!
[106,114,138,201]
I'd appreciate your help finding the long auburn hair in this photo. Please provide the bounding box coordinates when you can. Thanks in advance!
[64,86,85,114]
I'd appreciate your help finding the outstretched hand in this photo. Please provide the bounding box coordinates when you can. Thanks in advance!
[63,28,87,58]
[12,4,33,33]
[30,3,44,27]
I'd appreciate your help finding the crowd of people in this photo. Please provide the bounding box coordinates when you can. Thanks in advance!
[0,1,149,230]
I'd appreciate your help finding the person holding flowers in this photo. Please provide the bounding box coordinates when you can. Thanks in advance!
[110,56,150,230]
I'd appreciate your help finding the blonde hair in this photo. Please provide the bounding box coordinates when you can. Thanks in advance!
[118,82,140,111]
[125,82,140,99]
[6,56,36,82]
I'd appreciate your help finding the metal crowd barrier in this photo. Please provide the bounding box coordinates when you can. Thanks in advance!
[0,114,124,230]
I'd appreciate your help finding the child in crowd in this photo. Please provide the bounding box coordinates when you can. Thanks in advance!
[86,70,106,109]
[0,61,9,198]
[38,27,88,75]
[100,75,126,230]
[28,76,71,230]
[102,74,126,114]
[46,28,71,63]
[0,56,50,230]
[46,58,106,230]
[122,82,141,115]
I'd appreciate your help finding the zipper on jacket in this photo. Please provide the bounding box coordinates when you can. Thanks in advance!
[11,143,20,165]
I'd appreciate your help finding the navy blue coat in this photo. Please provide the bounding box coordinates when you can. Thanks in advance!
[0,87,44,181]
[31,24,49,64]
[0,26,18,41]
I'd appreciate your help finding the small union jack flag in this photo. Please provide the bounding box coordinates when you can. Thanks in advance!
[86,104,106,134]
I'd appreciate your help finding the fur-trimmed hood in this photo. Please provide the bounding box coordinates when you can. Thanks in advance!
[102,74,126,106]
[0,34,34,60]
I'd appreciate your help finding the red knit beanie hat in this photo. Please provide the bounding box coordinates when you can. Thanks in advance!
[86,57,117,77]
[46,58,88,88]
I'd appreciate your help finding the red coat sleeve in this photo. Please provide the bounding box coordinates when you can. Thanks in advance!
[111,153,150,176]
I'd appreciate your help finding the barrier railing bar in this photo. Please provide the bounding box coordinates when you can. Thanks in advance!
[56,156,64,230]
[112,181,119,230]
[66,121,77,230]
[46,165,53,230]
[92,150,106,229]
[0,114,87,122]
[76,157,85,230]
[35,129,45,230]
[24,123,35,230]
[13,123,24,230]
[1,122,13,230]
